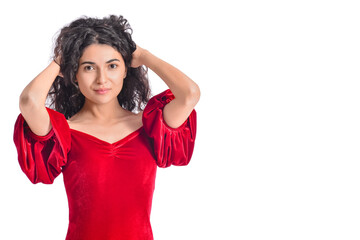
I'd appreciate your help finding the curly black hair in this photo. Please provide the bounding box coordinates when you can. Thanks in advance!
[48,15,151,119]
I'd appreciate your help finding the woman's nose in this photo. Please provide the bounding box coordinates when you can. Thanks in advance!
[96,70,107,84]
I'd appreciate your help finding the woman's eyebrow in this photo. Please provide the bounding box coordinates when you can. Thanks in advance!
[80,61,95,65]
[106,59,120,63]
[80,59,120,65]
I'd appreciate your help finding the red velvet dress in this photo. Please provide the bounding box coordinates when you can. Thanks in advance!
[13,89,197,240]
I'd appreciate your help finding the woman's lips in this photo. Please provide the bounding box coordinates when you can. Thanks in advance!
[94,88,110,94]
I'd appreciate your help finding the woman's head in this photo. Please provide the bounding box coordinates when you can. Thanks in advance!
[75,44,127,106]
[49,15,150,119]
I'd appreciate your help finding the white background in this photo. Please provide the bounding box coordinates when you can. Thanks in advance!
[0,0,360,239]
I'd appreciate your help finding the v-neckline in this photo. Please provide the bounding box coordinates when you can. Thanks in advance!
[69,126,144,146]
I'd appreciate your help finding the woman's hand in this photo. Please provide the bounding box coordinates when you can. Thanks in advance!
[130,45,147,68]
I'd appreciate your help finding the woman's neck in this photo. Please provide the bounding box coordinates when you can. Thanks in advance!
[78,98,130,123]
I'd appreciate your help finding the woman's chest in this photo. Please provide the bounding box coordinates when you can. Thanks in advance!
[62,129,157,186]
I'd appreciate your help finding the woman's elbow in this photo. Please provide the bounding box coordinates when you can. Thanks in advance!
[19,92,40,113]
[187,83,200,106]
[19,92,32,110]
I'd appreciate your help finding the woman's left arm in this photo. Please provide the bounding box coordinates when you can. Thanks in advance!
[132,46,200,128]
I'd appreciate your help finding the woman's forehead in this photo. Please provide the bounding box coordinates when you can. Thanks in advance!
[80,44,124,63]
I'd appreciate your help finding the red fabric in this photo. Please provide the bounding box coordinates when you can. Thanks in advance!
[13,89,197,240]
[142,89,197,167]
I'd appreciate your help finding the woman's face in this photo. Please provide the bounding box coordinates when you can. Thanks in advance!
[76,44,127,105]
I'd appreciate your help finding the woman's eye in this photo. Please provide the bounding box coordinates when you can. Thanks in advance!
[109,64,117,69]
[84,65,94,71]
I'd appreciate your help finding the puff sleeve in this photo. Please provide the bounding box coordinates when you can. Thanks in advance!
[13,108,71,184]
[142,89,197,168]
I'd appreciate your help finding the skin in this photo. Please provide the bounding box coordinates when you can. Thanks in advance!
[19,44,200,143]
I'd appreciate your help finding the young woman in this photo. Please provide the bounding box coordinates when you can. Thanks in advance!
[13,15,200,240]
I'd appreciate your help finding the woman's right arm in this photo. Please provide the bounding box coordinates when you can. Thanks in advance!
[19,60,61,136]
